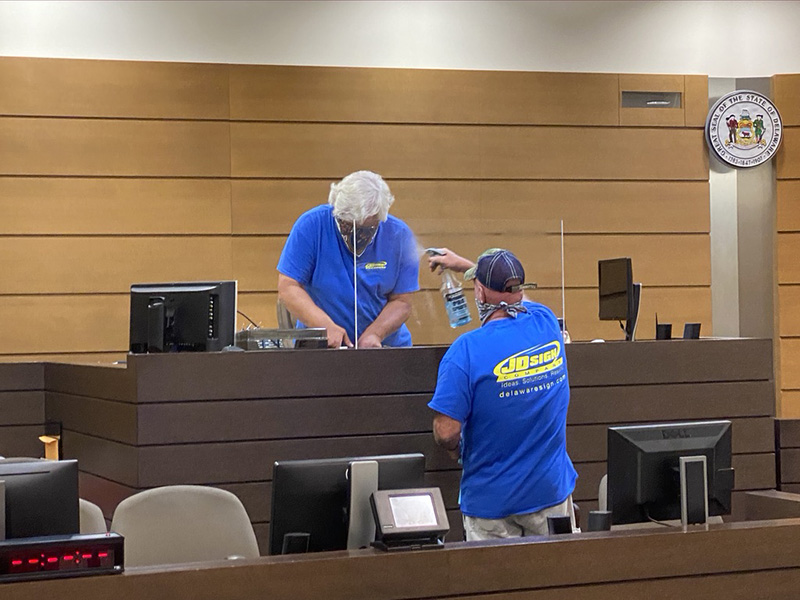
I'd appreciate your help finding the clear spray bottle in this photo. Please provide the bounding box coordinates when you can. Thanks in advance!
[427,249,472,328]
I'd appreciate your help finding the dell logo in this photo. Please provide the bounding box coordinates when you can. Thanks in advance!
[662,429,691,439]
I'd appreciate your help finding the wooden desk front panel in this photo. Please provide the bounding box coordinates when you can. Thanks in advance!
[39,339,775,553]
[3,520,800,600]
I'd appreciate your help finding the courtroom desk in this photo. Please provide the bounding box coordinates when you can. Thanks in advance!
[0,362,46,458]
[44,338,775,552]
[0,338,776,552]
[775,419,800,493]
[4,518,800,600]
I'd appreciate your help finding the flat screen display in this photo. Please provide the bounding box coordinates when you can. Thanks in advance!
[598,257,632,321]
[389,494,438,527]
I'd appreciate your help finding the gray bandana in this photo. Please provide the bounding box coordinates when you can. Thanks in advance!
[475,298,528,325]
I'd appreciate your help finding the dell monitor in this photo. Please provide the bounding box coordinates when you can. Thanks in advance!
[0,459,80,540]
[607,420,734,526]
[269,453,426,555]
[598,257,641,341]
[129,281,237,353]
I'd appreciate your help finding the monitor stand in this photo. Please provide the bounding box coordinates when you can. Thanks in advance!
[346,460,379,550]
[680,456,709,526]
[625,283,642,341]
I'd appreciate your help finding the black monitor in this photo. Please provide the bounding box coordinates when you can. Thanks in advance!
[607,420,734,525]
[598,257,641,341]
[269,453,426,555]
[0,459,80,540]
[129,281,237,353]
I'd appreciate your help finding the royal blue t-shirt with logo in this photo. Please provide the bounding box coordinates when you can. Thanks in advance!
[277,205,420,347]
[428,301,577,519]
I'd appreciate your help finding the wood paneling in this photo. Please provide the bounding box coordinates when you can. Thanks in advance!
[685,75,710,127]
[0,391,45,425]
[777,180,800,232]
[0,178,232,235]
[778,234,800,283]
[231,123,708,180]
[232,180,710,235]
[775,127,800,179]
[0,237,232,294]
[0,118,230,177]
[0,353,126,365]
[773,74,800,126]
[0,425,46,458]
[775,74,800,418]
[229,65,620,126]
[778,285,800,335]
[0,295,129,355]
[780,338,800,390]
[235,233,709,292]
[0,57,230,119]
[0,58,710,359]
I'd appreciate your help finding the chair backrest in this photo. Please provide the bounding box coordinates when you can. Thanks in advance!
[79,498,107,534]
[110,485,259,567]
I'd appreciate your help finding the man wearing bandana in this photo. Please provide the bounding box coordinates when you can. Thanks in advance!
[427,248,577,540]
[277,171,419,348]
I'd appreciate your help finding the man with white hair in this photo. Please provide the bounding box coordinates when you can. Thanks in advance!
[277,171,419,348]
[427,248,577,540]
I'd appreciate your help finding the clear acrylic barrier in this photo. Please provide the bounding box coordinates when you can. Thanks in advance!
[352,218,566,347]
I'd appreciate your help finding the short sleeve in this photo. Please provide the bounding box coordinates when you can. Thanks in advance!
[392,223,420,295]
[277,210,319,285]
[427,343,472,423]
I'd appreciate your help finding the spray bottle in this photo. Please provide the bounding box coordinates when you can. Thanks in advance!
[427,249,472,328]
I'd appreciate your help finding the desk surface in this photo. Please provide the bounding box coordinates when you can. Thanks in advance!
[3,518,800,600]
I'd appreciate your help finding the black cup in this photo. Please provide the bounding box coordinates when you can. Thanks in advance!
[656,323,672,340]
[587,510,613,532]
[546,515,572,535]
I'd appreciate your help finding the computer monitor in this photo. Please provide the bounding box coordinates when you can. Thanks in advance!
[607,420,734,525]
[268,453,426,555]
[0,459,80,540]
[598,257,641,341]
[129,281,237,353]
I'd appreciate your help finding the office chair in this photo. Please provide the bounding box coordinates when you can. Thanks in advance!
[110,485,259,567]
[79,498,107,534]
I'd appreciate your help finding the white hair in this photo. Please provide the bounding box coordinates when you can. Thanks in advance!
[328,171,394,223]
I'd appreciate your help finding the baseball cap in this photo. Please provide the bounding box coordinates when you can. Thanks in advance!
[464,248,537,293]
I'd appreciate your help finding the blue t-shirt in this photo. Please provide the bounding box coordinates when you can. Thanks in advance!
[428,301,577,519]
[277,205,420,347]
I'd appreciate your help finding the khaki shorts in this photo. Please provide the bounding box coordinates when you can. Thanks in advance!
[463,495,577,541]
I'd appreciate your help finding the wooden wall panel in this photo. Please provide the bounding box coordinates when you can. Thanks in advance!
[0,294,267,356]
[232,180,710,235]
[0,178,232,235]
[229,65,620,126]
[685,75,711,127]
[777,180,800,232]
[0,58,710,359]
[233,233,708,293]
[774,73,800,418]
[775,127,800,179]
[0,295,129,354]
[773,74,800,126]
[0,57,230,119]
[0,237,233,294]
[231,123,708,180]
[0,118,231,177]
[778,286,800,335]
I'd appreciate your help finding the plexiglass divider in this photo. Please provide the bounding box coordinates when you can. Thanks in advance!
[349,218,566,347]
